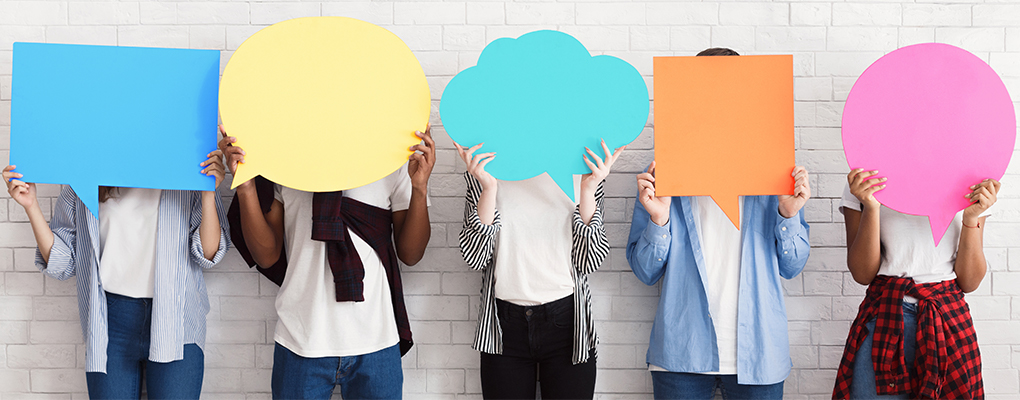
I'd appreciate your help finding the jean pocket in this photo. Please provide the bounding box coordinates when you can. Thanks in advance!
[551,309,574,329]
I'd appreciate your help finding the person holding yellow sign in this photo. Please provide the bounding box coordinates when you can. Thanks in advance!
[222,124,435,399]
[218,16,434,399]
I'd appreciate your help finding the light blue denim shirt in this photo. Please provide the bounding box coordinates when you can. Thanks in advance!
[626,195,810,385]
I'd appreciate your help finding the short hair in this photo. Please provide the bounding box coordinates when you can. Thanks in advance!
[696,47,739,56]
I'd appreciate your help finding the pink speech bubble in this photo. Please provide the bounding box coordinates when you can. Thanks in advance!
[842,43,1016,245]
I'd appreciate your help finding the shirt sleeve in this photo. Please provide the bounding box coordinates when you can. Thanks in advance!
[390,163,413,212]
[188,190,230,269]
[570,180,609,275]
[625,196,672,286]
[273,183,284,204]
[36,185,79,281]
[839,183,862,214]
[458,172,501,271]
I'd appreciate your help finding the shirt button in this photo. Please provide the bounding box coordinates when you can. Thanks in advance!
[781,227,787,231]
[657,258,662,261]
[784,251,788,255]
[888,384,895,388]
[662,234,667,238]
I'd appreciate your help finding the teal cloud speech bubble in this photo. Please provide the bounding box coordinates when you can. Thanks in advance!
[440,30,649,201]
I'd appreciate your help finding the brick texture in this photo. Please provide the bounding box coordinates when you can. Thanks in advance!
[2,1,1019,399]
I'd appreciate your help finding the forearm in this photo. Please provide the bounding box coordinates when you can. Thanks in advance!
[396,188,430,265]
[477,187,497,225]
[954,218,987,293]
[237,184,281,266]
[848,207,882,285]
[198,191,221,260]
[26,203,54,264]
[579,183,596,225]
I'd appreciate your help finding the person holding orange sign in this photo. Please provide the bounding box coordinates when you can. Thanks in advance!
[221,125,435,400]
[626,45,812,400]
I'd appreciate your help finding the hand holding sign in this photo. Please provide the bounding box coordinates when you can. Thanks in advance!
[440,30,648,201]
[842,43,1015,244]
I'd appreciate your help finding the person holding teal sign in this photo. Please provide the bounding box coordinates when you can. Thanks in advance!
[2,152,229,399]
[446,29,646,399]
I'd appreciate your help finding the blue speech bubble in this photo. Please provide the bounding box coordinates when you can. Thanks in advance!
[440,30,649,201]
[10,43,220,217]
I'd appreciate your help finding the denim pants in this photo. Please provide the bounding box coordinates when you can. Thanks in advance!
[480,295,597,400]
[271,342,403,400]
[650,371,784,400]
[85,292,205,400]
[850,301,919,400]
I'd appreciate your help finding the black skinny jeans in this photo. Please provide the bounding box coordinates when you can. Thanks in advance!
[480,295,597,400]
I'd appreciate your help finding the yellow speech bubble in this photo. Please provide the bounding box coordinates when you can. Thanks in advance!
[220,17,430,191]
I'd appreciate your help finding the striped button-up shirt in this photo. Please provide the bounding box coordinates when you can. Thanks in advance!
[36,186,230,373]
[458,173,610,365]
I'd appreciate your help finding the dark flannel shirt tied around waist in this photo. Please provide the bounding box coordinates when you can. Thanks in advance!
[227,176,414,355]
[832,275,983,400]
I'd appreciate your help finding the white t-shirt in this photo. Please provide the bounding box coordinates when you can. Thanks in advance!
[493,173,577,306]
[99,188,162,298]
[839,184,991,285]
[273,164,421,357]
[691,196,743,375]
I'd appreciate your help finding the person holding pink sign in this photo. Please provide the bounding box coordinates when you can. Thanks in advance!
[2,155,230,399]
[832,43,1012,400]
[832,172,997,399]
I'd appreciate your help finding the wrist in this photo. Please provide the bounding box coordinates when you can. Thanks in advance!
[651,214,669,227]
[962,216,981,228]
[778,205,794,219]
[235,182,258,200]
[411,185,428,199]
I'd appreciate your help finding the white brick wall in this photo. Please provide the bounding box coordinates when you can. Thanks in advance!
[1,1,1019,399]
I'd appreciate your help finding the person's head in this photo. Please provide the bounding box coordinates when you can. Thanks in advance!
[697,47,739,57]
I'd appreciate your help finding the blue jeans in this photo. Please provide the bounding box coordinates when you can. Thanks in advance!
[850,301,918,400]
[651,372,784,400]
[86,292,204,399]
[271,342,403,400]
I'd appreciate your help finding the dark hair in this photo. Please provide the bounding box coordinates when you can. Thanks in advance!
[697,47,739,56]
[99,186,118,203]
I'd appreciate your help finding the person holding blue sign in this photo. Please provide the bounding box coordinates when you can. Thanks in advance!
[455,139,622,399]
[625,47,813,400]
[2,153,230,399]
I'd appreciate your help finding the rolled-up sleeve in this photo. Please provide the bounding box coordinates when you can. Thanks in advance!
[37,185,79,281]
[459,173,501,271]
[571,180,609,275]
[188,191,230,269]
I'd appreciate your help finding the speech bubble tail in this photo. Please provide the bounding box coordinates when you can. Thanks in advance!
[928,213,955,247]
[69,184,100,220]
[550,172,576,203]
[230,164,259,190]
[710,194,741,230]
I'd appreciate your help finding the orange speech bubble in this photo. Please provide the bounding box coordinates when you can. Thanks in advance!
[653,55,794,228]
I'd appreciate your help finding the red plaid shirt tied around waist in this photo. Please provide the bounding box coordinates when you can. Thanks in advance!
[832,275,982,399]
